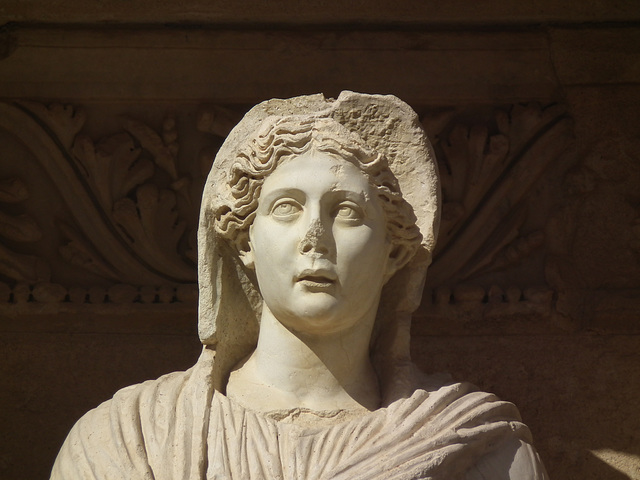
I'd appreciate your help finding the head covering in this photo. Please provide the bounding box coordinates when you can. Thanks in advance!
[197,91,440,401]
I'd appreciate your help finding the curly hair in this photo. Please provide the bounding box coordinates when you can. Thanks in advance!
[214,116,422,269]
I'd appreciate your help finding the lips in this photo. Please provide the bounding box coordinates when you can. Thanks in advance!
[296,269,337,289]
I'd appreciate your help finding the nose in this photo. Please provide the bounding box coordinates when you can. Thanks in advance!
[298,218,329,255]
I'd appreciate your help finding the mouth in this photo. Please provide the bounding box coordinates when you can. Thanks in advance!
[296,269,337,289]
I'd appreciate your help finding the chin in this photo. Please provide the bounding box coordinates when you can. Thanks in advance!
[281,303,350,336]
[288,321,349,337]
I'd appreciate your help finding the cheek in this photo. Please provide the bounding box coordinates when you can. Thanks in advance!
[336,228,390,275]
[251,221,297,274]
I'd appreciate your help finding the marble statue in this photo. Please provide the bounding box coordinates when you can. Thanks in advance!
[51,92,549,479]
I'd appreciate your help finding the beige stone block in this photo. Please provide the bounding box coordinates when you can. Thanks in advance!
[550,27,640,86]
[0,28,558,103]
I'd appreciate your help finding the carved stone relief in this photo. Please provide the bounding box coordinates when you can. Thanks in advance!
[545,135,640,332]
[0,101,210,310]
[415,103,575,334]
[51,91,549,480]
[0,100,580,332]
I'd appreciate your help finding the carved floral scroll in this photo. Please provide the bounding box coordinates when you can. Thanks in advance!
[0,100,575,326]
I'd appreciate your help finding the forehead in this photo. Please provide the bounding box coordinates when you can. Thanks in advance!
[260,151,371,196]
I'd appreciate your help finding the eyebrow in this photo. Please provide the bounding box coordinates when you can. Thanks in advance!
[258,187,369,211]
[327,189,368,203]
[258,188,305,211]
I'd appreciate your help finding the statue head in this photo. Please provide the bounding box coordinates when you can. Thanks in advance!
[212,116,422,340]
[213,116,421,279]
[198,92,440,401]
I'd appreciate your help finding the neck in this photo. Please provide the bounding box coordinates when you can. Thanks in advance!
[227,304,381,413]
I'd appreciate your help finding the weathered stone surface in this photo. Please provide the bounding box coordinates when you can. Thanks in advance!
[107,284,138,304]
[0,10,638,480]
[2,0,639,25]
[412,334,640,480]
[48,93,546,479]
[32,283,66,303]
[0,330,201,480]
[0,28,559,102]
[550,27,640,86]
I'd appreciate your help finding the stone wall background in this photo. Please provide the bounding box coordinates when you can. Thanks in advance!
[1,3,639,479]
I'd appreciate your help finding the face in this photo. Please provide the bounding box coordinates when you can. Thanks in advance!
[242,151,398,336]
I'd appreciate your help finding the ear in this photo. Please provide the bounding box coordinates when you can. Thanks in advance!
[383,244,411,283]
[238,248,255,270]
[236,232,255,270]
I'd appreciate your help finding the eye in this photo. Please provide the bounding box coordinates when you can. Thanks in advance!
[271,200,302,220]
[334,203,364,224]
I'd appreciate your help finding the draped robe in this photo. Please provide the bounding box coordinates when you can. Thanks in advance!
[51,348,547,480]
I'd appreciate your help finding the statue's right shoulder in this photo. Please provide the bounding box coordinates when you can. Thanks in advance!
[50,367,204,480]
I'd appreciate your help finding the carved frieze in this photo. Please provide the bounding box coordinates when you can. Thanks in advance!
[415,104,574,333]
[0,100,582,330]
[0,101,209,311]
[427,103,572,286]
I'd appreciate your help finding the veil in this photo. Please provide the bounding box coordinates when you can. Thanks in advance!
[197,91,440,403]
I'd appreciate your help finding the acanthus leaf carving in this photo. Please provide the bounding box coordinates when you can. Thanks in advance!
[0,177,49,283]
[113,184,192,279]
[169,176,193,211]
[161,116,180,160]
[0,243,50,283]
[452,203,529,280]
[426,103,572,287]
[0,177,29,203]
[0,100,576,316]
[0,177,41,243]
[57,221,120,281]
[471,229,545,278]
[72,132,154,209]
[16,101,86,150]
[2,101,198,284]
[197,104,243,138]
[120,116,179,180]
[0,210,41,242]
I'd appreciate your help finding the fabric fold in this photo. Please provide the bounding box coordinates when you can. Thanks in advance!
[52,348,545,480]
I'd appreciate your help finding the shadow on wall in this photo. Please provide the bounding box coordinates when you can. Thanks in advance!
[587,452,638,480]
[548,440,640,480]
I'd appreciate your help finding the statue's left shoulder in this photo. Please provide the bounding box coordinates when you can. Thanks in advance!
[464,437,549,480]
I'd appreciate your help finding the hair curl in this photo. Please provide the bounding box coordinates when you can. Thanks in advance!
[214,116,422,270]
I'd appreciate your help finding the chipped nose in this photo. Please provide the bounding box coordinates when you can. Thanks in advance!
[299,219,327,254]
